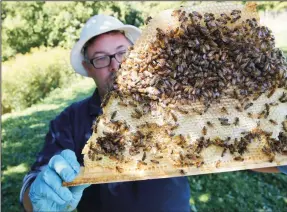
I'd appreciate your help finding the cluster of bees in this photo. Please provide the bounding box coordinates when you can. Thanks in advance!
[91,8,287,169]
[114,9,286,110]
[88,120,129,161]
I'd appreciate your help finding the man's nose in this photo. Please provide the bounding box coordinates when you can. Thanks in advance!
[109,58,120,72]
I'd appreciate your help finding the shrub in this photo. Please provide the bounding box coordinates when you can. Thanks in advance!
[2,46,81,114]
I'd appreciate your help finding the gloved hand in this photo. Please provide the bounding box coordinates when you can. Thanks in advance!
[29,149,90,212]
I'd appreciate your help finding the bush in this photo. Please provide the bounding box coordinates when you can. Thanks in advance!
[2,47,81,114]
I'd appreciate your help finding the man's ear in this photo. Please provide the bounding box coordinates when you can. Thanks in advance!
[82,61,92,77]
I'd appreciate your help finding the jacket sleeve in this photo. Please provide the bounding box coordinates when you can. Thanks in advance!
[19,105,76,205]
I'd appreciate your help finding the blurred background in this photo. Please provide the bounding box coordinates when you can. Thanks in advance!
[1,1,287,212]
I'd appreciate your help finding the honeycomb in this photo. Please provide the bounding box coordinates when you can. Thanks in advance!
[64,2,287,186]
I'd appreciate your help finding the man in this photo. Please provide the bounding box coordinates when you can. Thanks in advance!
[20,14,191,212]
[20,14,286,212]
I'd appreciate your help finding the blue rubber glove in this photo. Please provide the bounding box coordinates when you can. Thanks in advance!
[29,150,90,212]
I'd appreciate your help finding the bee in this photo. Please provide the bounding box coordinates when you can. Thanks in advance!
[118,102,128,107]
[264,131,273,137]
[92,124,97,133]
[101,92,111,107]
[171,123,179,131]
[269,102,279,106]
[279,92,287,103]
[267,87,276,98]
[172,9,181,17]
[202,126,207,136]
[244,102,253,110]
[234,117,239,126]
[103,131,110,136]
[262,146,272,155]
[234,156,244,161]
[150,160,159,164]
[268,155,275,163]
[204,104,211,113]
[142,152,146,161]
[156,143,162,150]
[218,118,230,126]
[177,107,189,114]
[221,107,228,114]
[206,121,214,128]
[145,122,151,128]
[253,92,262,101]
[88,151,95,161]
[131,109,142,119]
[111,111,117,120]
[233,89,239,100]
[170,112,178,122]
[193,108,202,115]
[235,105,243,112]
[264,103,270,119]
[247,112,253,118]
[221,148,227,157]
[146,131,153,140]
[231,9,241,16]
[230,16,241,23]
[269,119,278,125]
[180,169,186,175]
[138,161,147,166]
[156,28,165,38]
[192,11,203,19]
[145,16,152,25]
[258,110,265,119]
[116,166,123,173]
[128,101,137,107]
[196,161,204,168]
[282,121,287,132]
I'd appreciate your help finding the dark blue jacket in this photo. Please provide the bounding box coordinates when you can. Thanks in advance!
[22,89,191,212]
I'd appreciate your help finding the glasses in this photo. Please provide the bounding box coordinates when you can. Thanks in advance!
[88,51,127,69]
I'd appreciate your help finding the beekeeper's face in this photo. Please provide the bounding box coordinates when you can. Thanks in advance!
[82,31,132,99]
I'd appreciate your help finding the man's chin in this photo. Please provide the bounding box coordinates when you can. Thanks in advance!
[99,84,114,99]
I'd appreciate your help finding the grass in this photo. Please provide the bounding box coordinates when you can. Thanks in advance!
[2,77,95,211]
[2,76,287,212]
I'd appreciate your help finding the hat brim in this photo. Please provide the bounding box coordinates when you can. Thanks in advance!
[70,25,141,77]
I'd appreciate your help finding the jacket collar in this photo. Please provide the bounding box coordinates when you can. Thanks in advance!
[89,88,103,116]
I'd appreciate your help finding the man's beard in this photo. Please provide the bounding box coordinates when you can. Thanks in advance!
[101,72,117,99]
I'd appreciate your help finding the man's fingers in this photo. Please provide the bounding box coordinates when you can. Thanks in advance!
[42,167,72,202]
[48,154,77,182]
[70,184,91,199]
[29,179,66,206]
[41,184,67,205]
[70,184,91,194]
[61,150,80,174]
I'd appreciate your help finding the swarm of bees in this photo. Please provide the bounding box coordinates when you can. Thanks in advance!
[83,3,287,180]
[113,9,286,112]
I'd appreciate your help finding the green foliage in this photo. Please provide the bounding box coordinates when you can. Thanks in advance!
[189,171,287,211]
[2,78,95,212]
[1,1,112,61]
[256,1,287,11]
[2,47,80,114]
[1,1,187,61]
[2,79,287,211]
[2,1,287,61]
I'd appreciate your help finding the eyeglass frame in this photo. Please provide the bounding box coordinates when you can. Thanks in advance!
[85,51,126,69]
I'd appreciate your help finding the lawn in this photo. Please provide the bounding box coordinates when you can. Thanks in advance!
[2,77,287,212]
